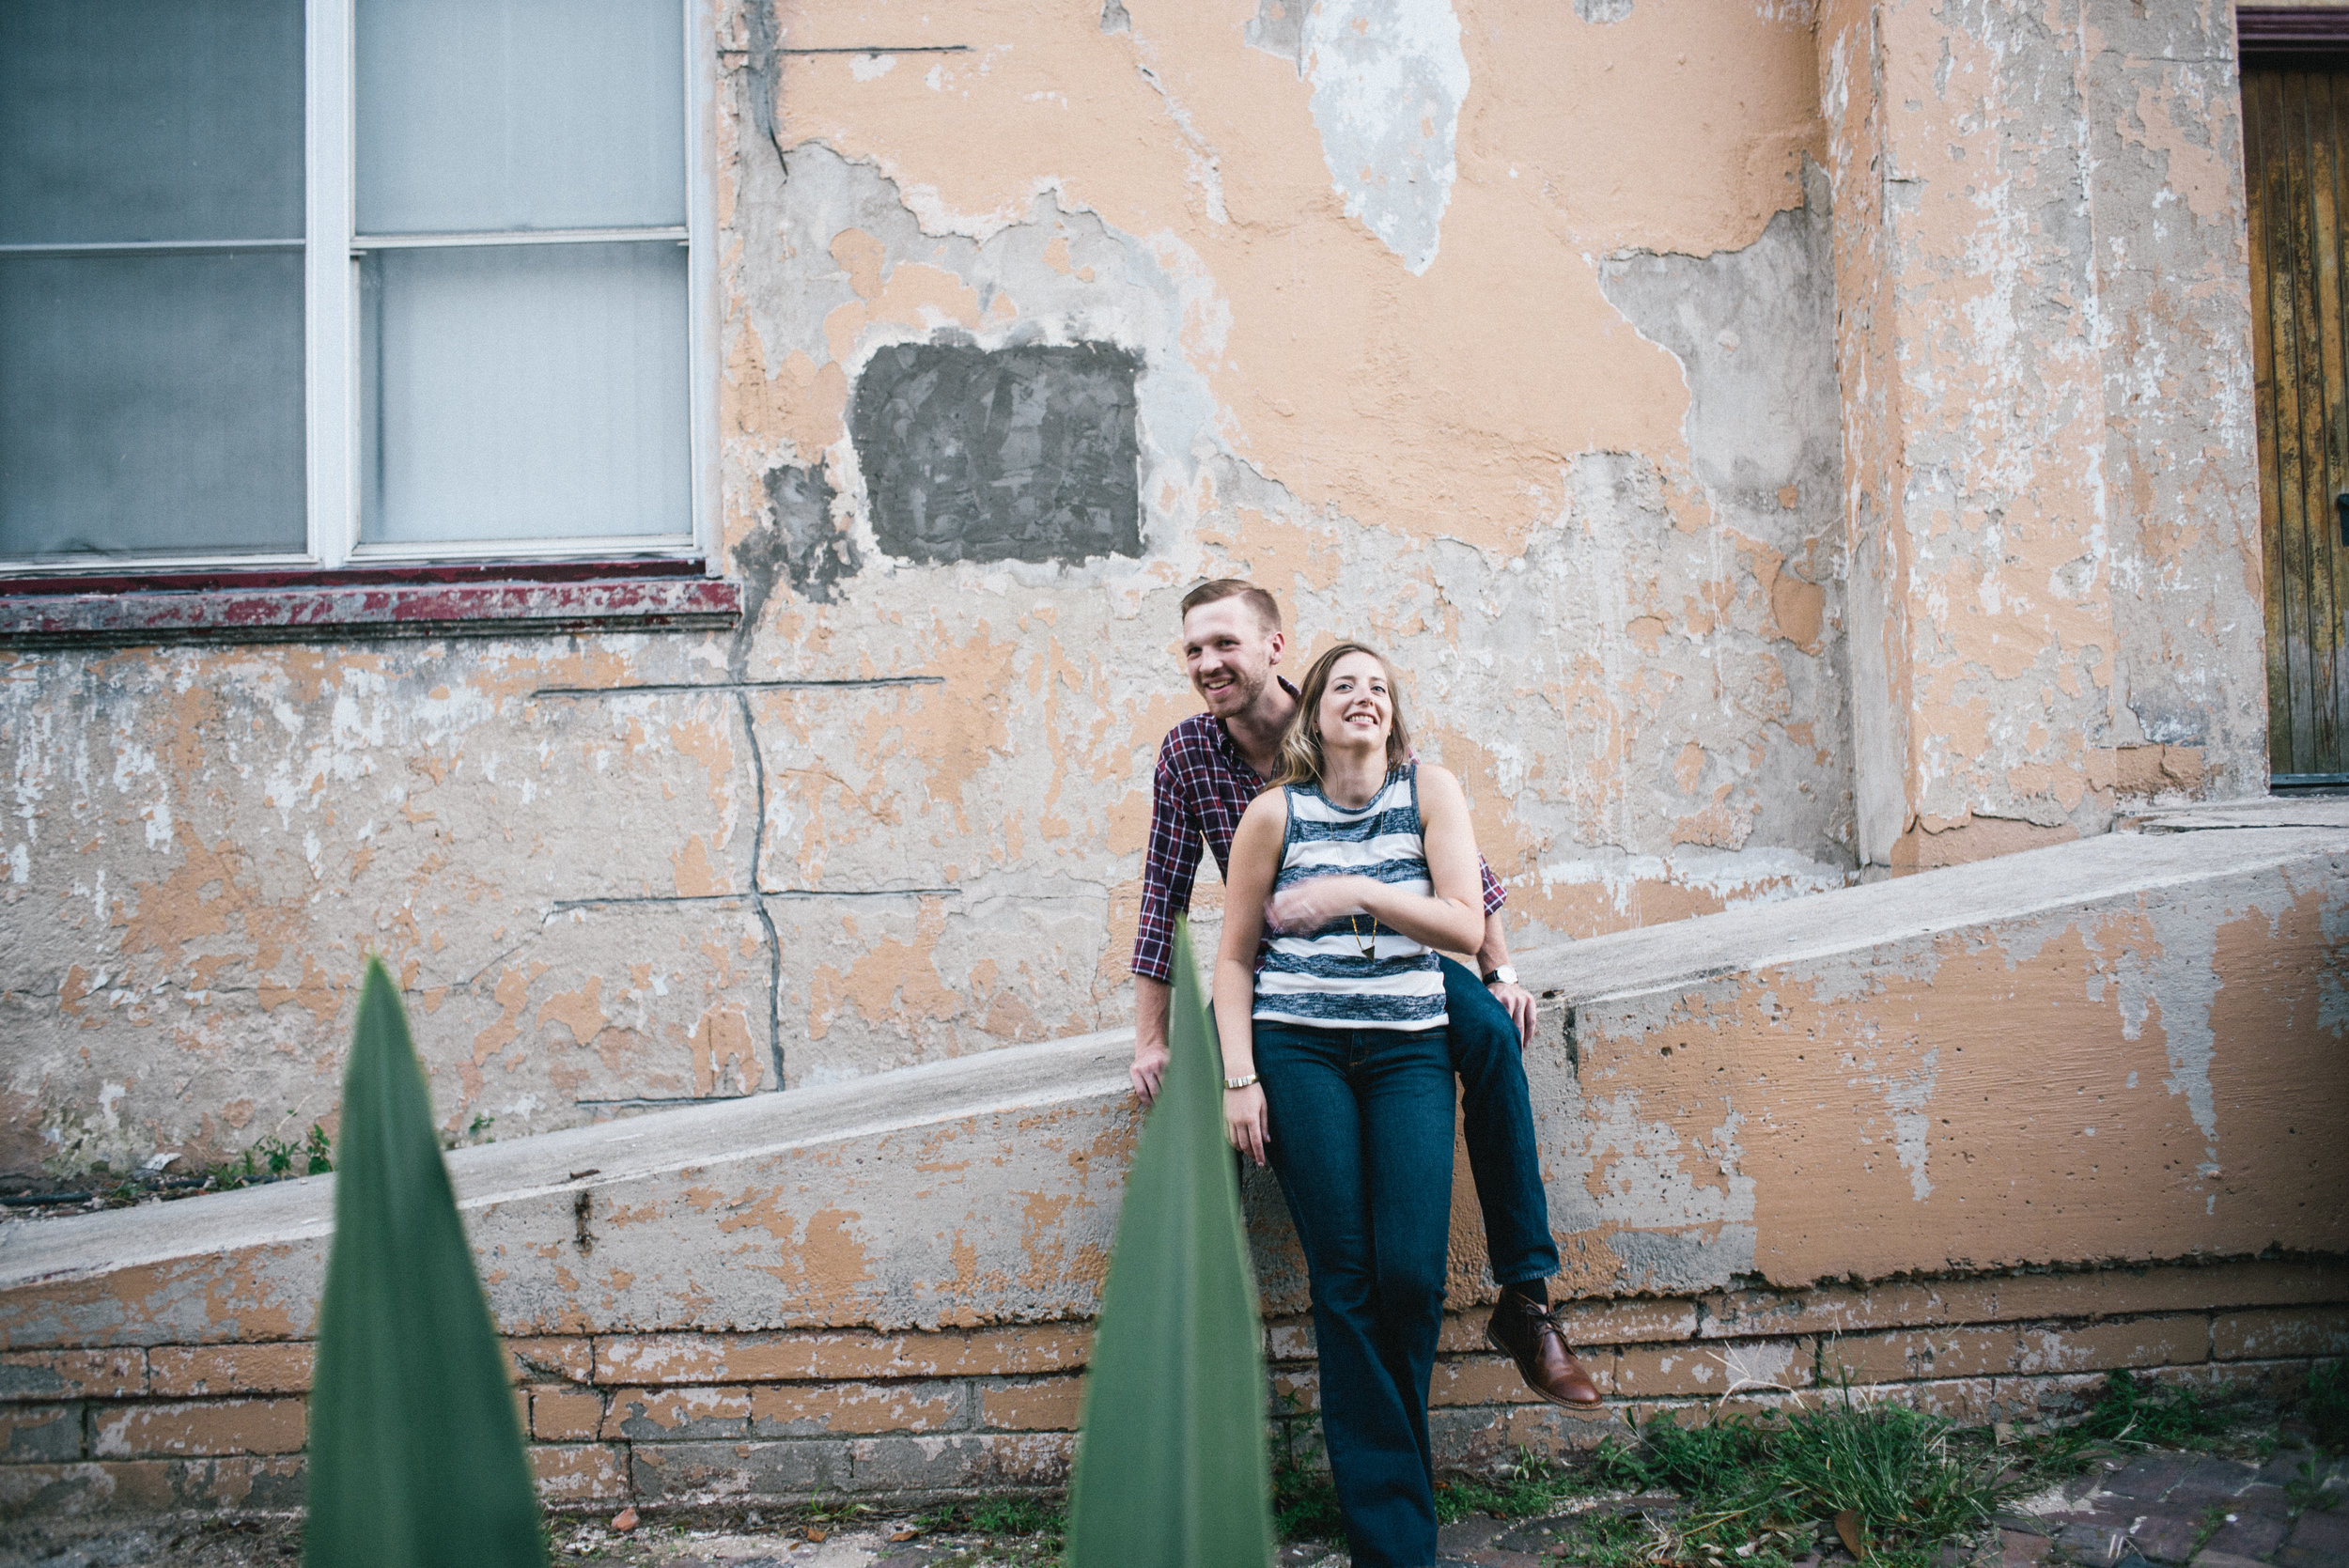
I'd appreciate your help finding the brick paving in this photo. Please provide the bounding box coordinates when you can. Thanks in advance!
[2017,1447,2347,1568]
[0,1445,2339,1565]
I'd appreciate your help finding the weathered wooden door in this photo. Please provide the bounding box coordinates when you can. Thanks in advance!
[2246,61,2349,784]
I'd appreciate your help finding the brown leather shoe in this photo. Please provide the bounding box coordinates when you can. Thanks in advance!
[1486,1298,1603,1408]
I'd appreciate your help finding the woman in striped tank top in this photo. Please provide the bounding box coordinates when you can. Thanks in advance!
[1212,642,1488,1568]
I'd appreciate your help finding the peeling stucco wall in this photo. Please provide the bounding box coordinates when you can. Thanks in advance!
[1817,0,2266,872]
[0,0,2270,1178]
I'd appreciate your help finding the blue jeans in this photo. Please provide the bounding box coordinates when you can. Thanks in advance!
[1254,1020,1456,1568]
[1439,956,1561,1287]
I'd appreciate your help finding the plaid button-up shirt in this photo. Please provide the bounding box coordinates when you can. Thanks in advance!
[1130,689,1506,984]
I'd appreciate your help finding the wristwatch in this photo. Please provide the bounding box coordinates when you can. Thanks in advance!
[1482,965,1517,986]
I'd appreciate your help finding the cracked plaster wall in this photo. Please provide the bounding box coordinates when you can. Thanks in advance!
[1817,0,2266,871]
[0,0,2267,1180]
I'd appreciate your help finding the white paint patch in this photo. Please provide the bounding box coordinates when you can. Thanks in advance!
[1884,1047,1938,1200]
[849,53,896,82]
[1301,0,1470,274]
[8,843,25,884]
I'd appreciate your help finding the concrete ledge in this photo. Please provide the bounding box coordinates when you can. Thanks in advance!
[0,814,2345,1514]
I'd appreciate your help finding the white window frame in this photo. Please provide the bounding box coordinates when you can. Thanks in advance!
[2,0,719,578]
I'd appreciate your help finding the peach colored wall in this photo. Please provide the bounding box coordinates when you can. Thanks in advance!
[0,0,2265,1179]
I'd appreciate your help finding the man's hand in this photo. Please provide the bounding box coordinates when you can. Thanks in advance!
[1487,979,1537,1048]
[1266,874,1375,935]
[1131,975,1173,1106]
[1129,1039,1170,1106]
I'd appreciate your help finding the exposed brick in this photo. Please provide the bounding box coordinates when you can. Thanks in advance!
[1698,1265,2344,1342]
[528,1443,630,1502]
[845,1433,1070,1493]
[531,1386,606,1442]
[630,1438,847,1500]
[1269,1366,1320,1415]
[1504,1401,1632,1452]
[2214,1306,2349,1361]
[1987,1262,2342,1322]
[1439,1300,1699,1354]
[1613,1338,1809,1398]
[148,1343,314,1397]
[0,1405,82,1463]
[91,1398,306,1458]
[1870,1377,1997,1421]
[1822,1327,2016,1383]
[1432,1354,1555,1407]
[978,1377,1081,1432]
[1267,1320,1314,1361]
[506,1336,595,1384]
[2013,1314,2210,1374]
[0,1350,146,1403]
[0,1456,303,1518]
[603,1386,752,1441]
[1702,1280,2002,1339]
[595,1325,1090,1386]
[754,1379,966,1436]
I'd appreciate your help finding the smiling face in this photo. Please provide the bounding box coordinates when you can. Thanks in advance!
[1181,598,1284,720]
[1314,650,1392,754]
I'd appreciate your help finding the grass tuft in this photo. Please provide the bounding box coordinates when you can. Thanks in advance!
[2304,1360,2349,1455]
[1554,1383,2008,1568]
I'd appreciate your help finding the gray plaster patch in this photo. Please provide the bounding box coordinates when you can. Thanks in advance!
[849,342,1143,567]
[761,462,860,604]
[1302,0,1470,274]
[1575,0,1634,22]
[1245,0,1310,67]
[1099,0,1130,35]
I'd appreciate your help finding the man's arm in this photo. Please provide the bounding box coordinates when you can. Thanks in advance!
[1129,743,1202,1105]
[1131,976,1172,1103]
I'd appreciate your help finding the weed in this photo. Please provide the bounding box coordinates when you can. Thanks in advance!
[1436,1446,1595,1523]
[2190,1502,2230,1555]
[1268,1399,1344,1543]
[1562,1384,2008,1568]
[1555,1506,1674,1568]
[2304,1360,2349,1454]
[2072,1370,2232,1451]
[966,1496,1063,1538]
[2286,1456,2342,1513]
[796,1497,875,1527]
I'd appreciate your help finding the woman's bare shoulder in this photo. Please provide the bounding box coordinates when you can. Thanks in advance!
[1238,785,1289,831]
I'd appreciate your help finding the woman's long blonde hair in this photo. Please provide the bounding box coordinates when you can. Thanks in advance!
[1274,641,1412,787]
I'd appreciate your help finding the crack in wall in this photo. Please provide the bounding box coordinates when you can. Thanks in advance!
[734,688,786,1091]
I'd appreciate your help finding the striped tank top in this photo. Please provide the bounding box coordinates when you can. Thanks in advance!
[1252,763,1447,1032]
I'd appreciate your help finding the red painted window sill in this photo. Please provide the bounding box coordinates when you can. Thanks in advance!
[0,561,741,647]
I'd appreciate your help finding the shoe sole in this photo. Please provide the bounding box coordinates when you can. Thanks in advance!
[1484,1321,1605,1409]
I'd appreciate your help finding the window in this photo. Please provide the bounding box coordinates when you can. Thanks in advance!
[0,0,713,573]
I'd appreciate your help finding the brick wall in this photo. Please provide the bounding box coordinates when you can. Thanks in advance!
[4,1260,2341,1520]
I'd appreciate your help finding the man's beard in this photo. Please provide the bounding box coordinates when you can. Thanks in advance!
[1197,663,1267,712]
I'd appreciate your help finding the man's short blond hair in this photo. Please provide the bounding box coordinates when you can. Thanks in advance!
[1179,578,1282,634]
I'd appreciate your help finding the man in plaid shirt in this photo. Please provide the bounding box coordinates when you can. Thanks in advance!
[1129,578,1601,1409]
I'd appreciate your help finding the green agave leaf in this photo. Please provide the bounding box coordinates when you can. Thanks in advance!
[304,958,545,1568]
[1066,917,1274,1568]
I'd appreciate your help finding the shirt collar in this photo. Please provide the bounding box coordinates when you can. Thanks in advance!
[1212,676,1301,783]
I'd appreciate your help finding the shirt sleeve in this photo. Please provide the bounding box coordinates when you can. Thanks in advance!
[1131,740,1204,985]
[1478,855,1506,916]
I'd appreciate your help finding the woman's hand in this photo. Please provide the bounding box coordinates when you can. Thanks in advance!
[1225,1084,1268,1167]
[1266,874,1376,935]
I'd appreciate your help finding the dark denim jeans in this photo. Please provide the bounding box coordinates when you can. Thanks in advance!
[1254,1020,1456,1568]
[1439,956,1561,1287]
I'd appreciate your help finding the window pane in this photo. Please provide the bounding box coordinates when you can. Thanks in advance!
[362,242,690,543]
[0,253,306,557]
[357,0,685,234]
[0,0,303,244]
